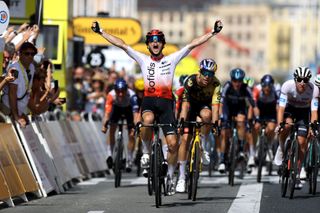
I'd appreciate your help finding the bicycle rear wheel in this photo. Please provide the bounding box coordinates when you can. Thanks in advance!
[257,135,267,183]
[228,137,236,186]
[114,140,123,188]
[187,160,193,200]
[191,143,201,201]
[289,139,299,199]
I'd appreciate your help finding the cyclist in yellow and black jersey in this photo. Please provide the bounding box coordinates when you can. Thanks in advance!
[176,58,221,193]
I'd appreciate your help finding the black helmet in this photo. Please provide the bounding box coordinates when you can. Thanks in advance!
[230,68,245,81]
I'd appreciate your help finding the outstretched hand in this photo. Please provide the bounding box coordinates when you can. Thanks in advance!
[212,20,223,34]
[91,21,102,34]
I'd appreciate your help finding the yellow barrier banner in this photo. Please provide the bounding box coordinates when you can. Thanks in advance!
[0,124,39,193]
[0,169,11,200]
[0,126,26,197]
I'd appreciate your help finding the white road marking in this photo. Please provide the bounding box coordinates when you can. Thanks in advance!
[87,211,105,213]
[228,183,263,213]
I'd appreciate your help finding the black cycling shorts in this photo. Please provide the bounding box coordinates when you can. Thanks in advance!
[110,105,134,130]
[183,102,212,134]
[221,103,247,129]
[141,97,175,135]
[284,105,310,137]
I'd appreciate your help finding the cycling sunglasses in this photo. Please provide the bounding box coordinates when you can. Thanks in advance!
[261,82,273,88]
[200,69,215,77]
[295,77,309,83]
[147,35,164,43]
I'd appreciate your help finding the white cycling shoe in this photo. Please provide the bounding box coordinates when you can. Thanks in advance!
[176,179,186,193]
[140,154,150,178]
[202,150,210,166]
[274,146,283,166]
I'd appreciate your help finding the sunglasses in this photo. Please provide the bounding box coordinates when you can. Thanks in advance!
[200,69,215,77]
[22,52,36,57]
[295,77,309,83]
[261,83,273,88]
[147,35,164,43]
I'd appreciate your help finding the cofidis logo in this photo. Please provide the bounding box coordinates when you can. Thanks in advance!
[0,10,8,24]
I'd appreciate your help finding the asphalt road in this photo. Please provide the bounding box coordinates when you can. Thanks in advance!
[1,167,319,213]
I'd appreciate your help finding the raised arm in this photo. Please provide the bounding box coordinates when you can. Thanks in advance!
[186,20,223,50]
[91,21,128,51]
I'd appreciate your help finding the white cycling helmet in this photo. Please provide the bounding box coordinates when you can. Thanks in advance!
[293,66,312,80]
[314,74,320,87]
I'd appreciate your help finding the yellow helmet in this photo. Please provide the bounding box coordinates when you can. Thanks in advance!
[134,78,144,91]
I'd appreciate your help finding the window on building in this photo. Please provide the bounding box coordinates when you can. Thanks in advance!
[169,30,173,37]
[180,12,183,22]
[170,12,174,22]
[247,16,251,24]
[160,12,163,22]
[179,31,183,37]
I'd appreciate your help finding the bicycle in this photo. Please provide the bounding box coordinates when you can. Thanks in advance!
[227,119,247,186]
[135,121,172,208]
[279,122,300,199]
[180,120,217,201]
[256,120,274,183]
[306,121,319,195]
[112,116,127,188]
[134,133,143,177]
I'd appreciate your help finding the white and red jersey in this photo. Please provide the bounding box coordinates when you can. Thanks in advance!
[279,80,319,110]
[126,46,190,100]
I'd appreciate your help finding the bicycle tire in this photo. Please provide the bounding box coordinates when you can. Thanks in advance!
[114,139,123,188]
[228,136,236,186]
[257,135,266,183]
[289,139,299,199]
[208,136,215,177]
[154,142,161,208]
[147,152,154,196]
[281,139,290,197]
[311,140,319,195]
[191,143,201,201]
[135,138,142,177]
[187,160,193,199]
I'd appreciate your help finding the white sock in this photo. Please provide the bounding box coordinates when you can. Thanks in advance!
[162,144,168,160]
[128,151,133,162]
[201,134,209,151]
[142,140,150,154]
[249,145,255,157]
[179,161,186,180]
[168,164,175,178]
[106,144,112,157]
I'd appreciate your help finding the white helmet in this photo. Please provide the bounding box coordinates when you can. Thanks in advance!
[293,66,312,80]
[314,74,320,87]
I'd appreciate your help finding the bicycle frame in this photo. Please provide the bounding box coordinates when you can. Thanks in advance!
[189,127,202,173]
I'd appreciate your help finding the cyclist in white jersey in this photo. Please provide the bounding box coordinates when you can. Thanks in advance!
[275,67,319,189]
[92,19,223,194]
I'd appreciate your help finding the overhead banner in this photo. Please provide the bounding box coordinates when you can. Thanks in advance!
[73,17,142,46]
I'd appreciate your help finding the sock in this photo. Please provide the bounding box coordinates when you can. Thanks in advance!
[220,152,225,163]
[142,140,150,154]
[128,151,133,162]
[249,145,255,157]
[106,144,112,157]
[168,164,175,178]
[162,144,168,160]
[179,161,186,180]
[201,134,209,151]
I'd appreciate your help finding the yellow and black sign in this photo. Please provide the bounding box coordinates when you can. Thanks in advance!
[73,17,142,46]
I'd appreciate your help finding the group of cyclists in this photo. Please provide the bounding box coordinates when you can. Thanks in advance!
[91,19,319,196]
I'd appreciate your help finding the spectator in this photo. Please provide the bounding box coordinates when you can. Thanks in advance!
[1,42,37,127]
[0,67,16,91]
[105,70,118,93]
[2,42,16,72]
[85,71,105,116]
[67,66,88,112]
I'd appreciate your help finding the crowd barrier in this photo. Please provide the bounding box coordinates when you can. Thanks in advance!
[0,111,110,207]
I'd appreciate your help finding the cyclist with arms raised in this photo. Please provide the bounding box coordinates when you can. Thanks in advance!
[92,19,223,194]
[274,67,318,188]
[176,58,221,192]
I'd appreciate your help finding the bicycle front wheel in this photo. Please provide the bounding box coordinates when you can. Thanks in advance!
[154,143,162,207]
[228,137,236,186]
[281,139,290,197]
[289,139,299,199]
[114,140,123,188]
[257,135,267,183]
[191,143,201,201]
